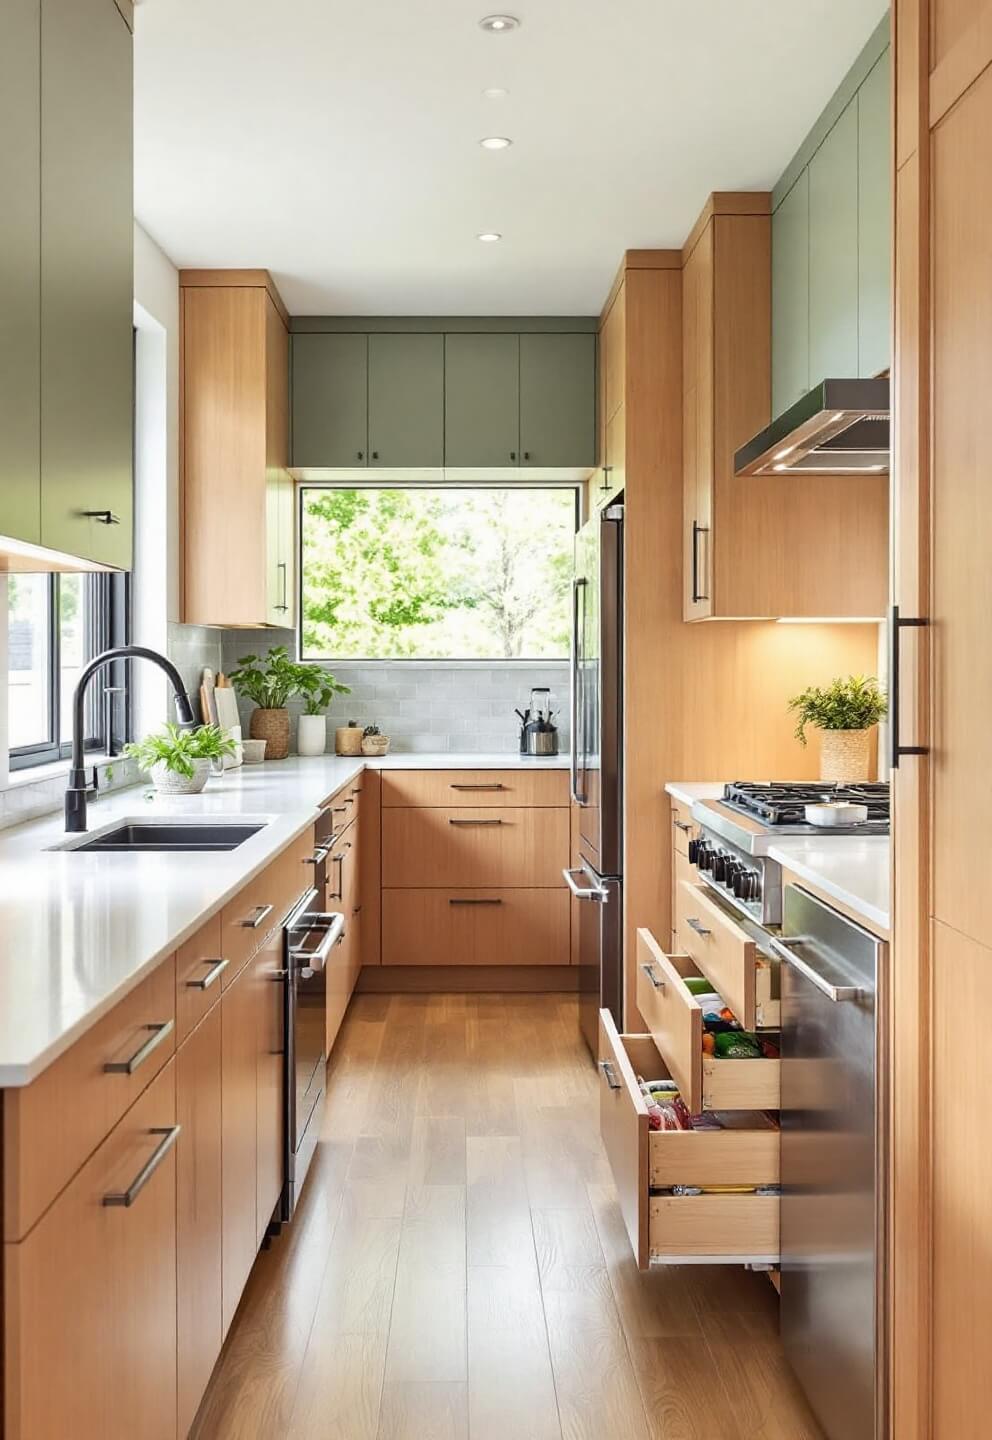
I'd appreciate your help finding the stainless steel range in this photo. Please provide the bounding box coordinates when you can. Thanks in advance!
[688,782,890,927]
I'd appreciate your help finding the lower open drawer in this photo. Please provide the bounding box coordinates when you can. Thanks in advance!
[598,1010,780,1269]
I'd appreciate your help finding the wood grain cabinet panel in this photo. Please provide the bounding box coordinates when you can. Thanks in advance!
[4,1059,178,1440]
[175,912,226,1042]
[176,1005,223,1440]
[220,958,257,1335]
[381,888,570,967]
[382,806,569,889]
[381,769,568,808]
[602,285,626,423]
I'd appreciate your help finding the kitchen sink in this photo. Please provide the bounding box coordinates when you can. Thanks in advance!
[56,820,266,853]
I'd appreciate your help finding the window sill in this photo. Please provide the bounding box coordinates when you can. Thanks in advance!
[3,753,120,793]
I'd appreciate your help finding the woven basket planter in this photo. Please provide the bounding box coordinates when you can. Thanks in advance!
[149,759,210,795]
[361,734,390,756]
[250,707,290,760]
[335,723,364,757]
[818,728,872,784]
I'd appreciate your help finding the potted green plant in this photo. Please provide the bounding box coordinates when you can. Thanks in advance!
[123,722,235,796]
[361,722,390,757]
[228,646,302,760]
[296,668,351,757]
[788,675,888,783]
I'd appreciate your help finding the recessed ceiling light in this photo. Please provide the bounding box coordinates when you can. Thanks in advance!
[479,136,512,150]
[479,14,520,33]
[477,232,502,243]
[483,87,509,100]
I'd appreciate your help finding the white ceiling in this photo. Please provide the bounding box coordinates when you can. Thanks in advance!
[133,0,888,317]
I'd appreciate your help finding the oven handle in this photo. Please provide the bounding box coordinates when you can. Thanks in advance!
[289,911,345,972]
[767,935,861,1003]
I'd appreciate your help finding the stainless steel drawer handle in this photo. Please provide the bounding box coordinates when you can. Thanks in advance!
[767,935,862,1003]
[562,866,608,903]
[304,845,331,867]
[685,917,711,938]
[641,962,665,991]
[450,782,505,791]
[673,819,692,833]
[186,957,229,991]
[449,897,503,906]
[448,818,503,826]
[599,1060,623,1092]
[103,1125,181,1208]
[241,903,274,930]
[104,1019,174,1075]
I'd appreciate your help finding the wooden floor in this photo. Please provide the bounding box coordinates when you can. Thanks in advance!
[192,993,824,1440]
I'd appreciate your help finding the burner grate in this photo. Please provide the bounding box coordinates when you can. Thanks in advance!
[722,780,890,827]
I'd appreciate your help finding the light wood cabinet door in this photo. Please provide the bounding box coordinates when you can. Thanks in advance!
[221,958,257,1335]
[4,1060,178,1440]
[291,332,369,467]
[176,912,227,1043]
[40,0,133,569]
[0,0,41,546]
[265,294,293,626]
[255,924,285,1244]
[809,96,860,385]
[381,888,570,966]
[682,223,714,620]
[444,333,519,466]
[368,333,444,467]
[176,1006,223,1439]
[381,806,569,889]
[602,286,626,422]
[519,332,596,467]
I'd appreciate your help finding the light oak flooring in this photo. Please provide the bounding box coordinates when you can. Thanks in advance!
[192,993,823,1439]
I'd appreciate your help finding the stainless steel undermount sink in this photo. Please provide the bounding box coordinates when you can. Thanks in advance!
[55,820,267,853]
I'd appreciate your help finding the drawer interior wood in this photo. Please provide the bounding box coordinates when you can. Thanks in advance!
[675,878,759,1029]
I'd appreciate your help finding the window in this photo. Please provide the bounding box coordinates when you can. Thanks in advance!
[7,571,128,769]
[300,486,578,661]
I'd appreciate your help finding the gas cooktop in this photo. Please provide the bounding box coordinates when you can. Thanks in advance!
[720,781,890,828]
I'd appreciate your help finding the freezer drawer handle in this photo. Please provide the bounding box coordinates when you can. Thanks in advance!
[599,1060,623,1092]
[768,935,862,1003]
[685,916,711,938]
[640,962,665,992]
[562,866,608,903]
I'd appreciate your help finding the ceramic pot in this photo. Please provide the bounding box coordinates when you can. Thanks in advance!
[335,723,364,757]
[361,734,390,756]
[818,727,872,784]
[149,759,210,795]
[297,714,327,757]
[250,707,290,760]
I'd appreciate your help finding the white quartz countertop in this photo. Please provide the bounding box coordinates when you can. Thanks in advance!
[664,781,727,807]
[0,751,569,1086]
[767,836,891,936]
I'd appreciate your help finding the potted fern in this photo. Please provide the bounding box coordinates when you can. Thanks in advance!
[123,723,235,796]
[296,668,351,757]
[788,675,887,783]
[228,646,302,760]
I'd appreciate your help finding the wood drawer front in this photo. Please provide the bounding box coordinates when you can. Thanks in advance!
[382,806,568,888]
[381,769,569,808]
[382,888,571,966]
[675,879,759,1030]
[4,1058,179,1440]
[3,956,177,1242]
[670,799,694,856]
[219,831,314,986]
[636,929,779,1114]
[274,826,317,921]
[175,913,226,1042]
[597,1012,779,1270]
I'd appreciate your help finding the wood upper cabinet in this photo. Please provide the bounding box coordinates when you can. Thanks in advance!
[292,332,369,467]
[444,333,520,466]
[181,271,294,627]
[591,285,626,509]
[681,194,888,620]
[368,333,444,467]
[32,0,133,570]
[519,333,596,466]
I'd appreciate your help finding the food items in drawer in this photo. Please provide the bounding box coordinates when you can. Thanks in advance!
[669,1185,781,1196]
[688,982,782,1060]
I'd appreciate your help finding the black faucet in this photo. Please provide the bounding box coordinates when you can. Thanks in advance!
[65,645,197,833]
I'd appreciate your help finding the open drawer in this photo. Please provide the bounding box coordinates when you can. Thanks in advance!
[675,879,779,1029]
[598,1010,780,1269]
[636,928,780,1113]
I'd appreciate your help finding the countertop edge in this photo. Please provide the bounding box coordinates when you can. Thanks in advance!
[767,841,891,936]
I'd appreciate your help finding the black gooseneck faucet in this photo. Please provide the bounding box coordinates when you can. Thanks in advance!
[65,645,197,833]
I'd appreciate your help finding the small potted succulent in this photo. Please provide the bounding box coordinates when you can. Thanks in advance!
[788,675,888,783]
[123,722,235,796]
[361,723,390,757]
[228,646,301,761]
[296,667,351,757]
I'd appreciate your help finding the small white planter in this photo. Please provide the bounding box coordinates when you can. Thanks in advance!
[149,759,210,795]
[297,714,327,757]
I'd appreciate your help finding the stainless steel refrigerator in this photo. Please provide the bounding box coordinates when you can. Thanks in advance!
[565,500,624,1056]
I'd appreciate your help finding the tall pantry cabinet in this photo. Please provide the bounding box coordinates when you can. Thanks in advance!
[890,1,992,1436]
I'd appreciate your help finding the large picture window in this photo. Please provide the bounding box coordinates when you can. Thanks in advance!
[7,571,128,769]
[299,486,578,662]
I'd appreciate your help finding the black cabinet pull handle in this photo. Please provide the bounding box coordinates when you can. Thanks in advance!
[372,450,379,460]
[523,451,531,461]
[357,450,364,460]
[448,897,503,906]
[600,464,613,493]
[691,520,710,604]
[510,451,517,462]
[82,509,121,526]
[448,818,503,826]
[889,603,929,769]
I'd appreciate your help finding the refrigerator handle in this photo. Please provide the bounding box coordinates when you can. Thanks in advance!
[570,578,588,805]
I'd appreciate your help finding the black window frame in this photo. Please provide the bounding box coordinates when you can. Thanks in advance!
[8,569,131,772]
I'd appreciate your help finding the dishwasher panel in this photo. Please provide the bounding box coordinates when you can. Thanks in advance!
[779,884,882,1440]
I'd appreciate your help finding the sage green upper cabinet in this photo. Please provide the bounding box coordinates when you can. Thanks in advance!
[444,334,520,466]
[858,50,892,377]
[40,0,133,570]
[808,97,859,386]
[519,333,596,467]
[0,0,42,545]
[292,333,369,468]
[368,333,444,467]
[771,172,810,416]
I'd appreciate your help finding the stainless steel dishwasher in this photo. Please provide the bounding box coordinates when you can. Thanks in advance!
[769,884,884,1440]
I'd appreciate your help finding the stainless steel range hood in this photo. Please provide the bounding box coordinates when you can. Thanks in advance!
[734,377,890,476]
